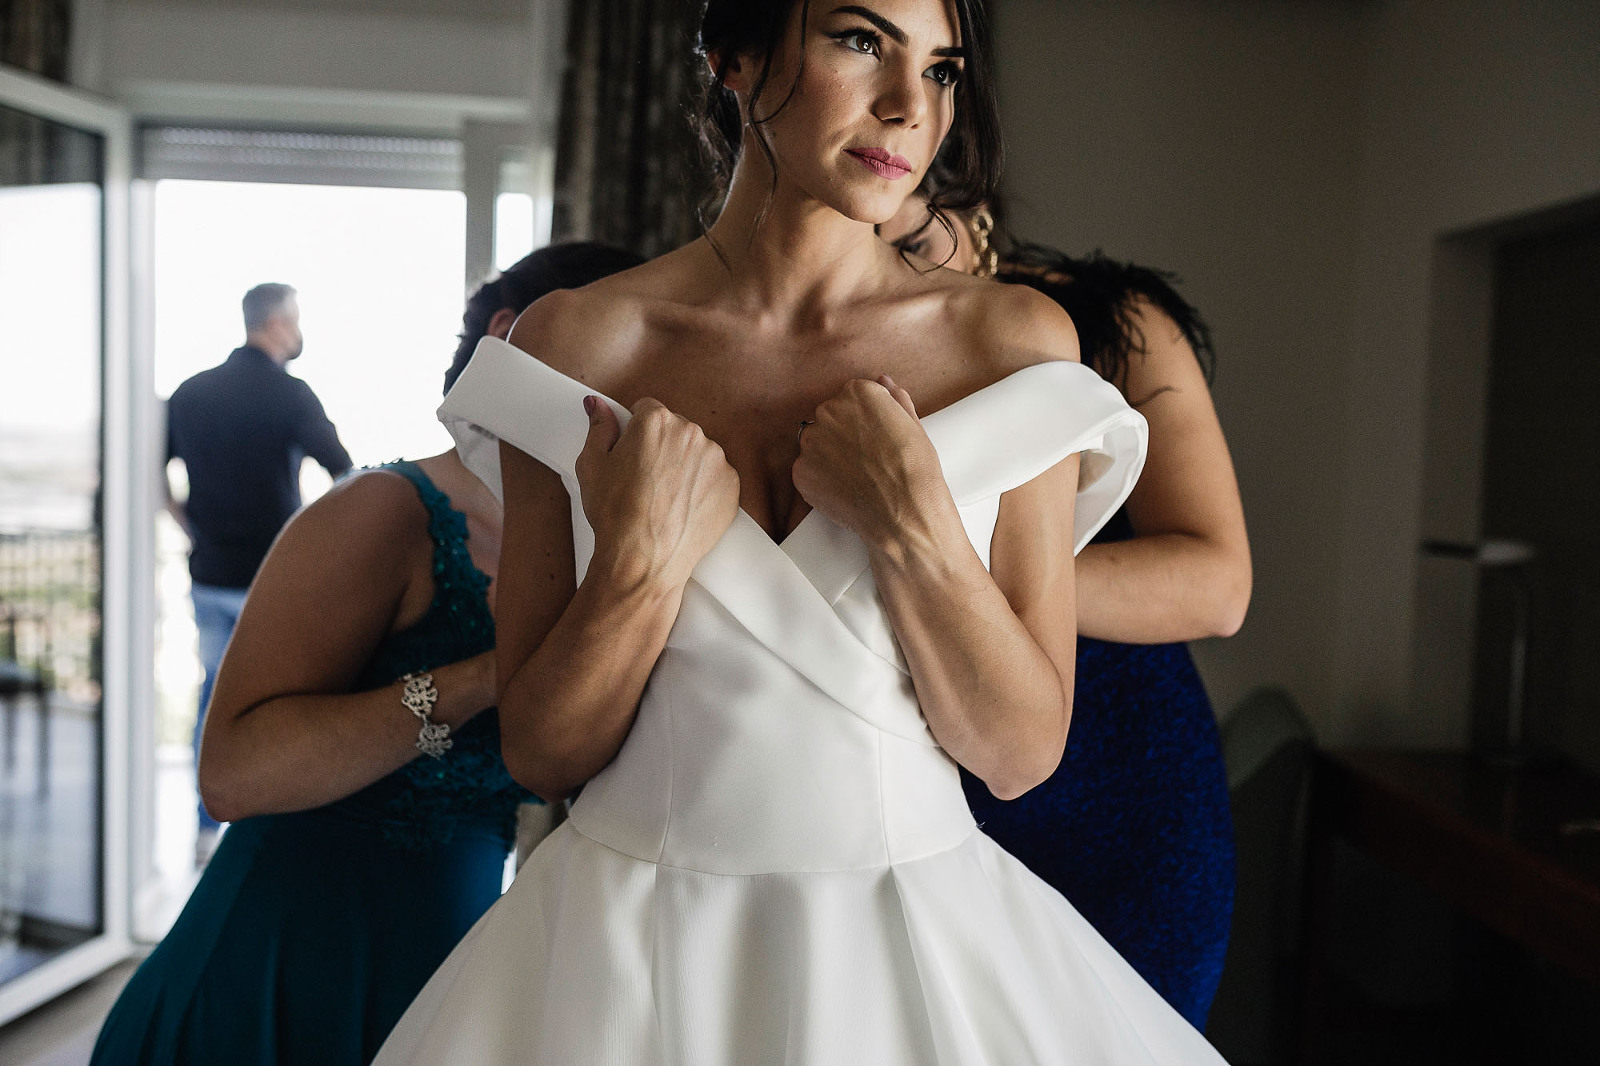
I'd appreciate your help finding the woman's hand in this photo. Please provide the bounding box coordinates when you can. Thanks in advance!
[493,394,739,798]
[792,375,953,550]
[576,395,741,591]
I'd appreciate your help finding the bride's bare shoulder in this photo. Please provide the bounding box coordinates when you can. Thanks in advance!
[917,268,1082,377]
[982,281,1081,372]
[504,245,709,387]
[503,269,647,386]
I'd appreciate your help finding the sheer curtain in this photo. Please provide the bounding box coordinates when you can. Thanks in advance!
[551,0,703,258]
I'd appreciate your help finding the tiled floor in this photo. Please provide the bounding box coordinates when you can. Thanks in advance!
[0,705,200,1065]
[1,693,102,985]
[0,959,136,1066]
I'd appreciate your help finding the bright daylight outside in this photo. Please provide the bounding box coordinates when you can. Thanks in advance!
[0,178,104,985]
[147,178,514,931]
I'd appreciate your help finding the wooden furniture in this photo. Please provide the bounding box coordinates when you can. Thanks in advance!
[1301,748,1600,1055]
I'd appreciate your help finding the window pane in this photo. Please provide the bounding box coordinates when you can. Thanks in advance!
[0,102,106,985]
[494,191,535,272]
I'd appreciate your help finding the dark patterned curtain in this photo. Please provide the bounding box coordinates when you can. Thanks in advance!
[551,0,704,259]
[1,0,71,81]
[1,0,76,188]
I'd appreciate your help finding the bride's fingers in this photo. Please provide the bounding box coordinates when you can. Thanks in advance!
[585,396,621,446]
[877,374,918,419]
[576,396,622,488]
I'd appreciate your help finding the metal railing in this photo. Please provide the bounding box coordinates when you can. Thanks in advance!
[0,529,101,707]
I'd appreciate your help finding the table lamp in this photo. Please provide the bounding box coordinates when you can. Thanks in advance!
[1420,538,1537,764]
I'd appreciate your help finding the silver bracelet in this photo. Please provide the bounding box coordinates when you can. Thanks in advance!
[401,672,452,758]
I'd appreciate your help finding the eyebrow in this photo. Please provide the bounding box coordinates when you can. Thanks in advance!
[830,4,966,58]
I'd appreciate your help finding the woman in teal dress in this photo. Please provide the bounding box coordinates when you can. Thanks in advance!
[90,242,643,1066]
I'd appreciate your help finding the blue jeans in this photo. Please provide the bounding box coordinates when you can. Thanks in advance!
[191,582,250,831]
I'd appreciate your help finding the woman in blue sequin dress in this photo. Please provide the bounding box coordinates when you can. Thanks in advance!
[90,243,642,1066]
[884,201,1251,1029]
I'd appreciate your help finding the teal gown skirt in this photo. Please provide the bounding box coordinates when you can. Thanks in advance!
[91,460,529,1065]
[92,799,509,1065]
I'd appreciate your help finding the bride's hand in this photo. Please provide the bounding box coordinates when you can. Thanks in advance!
[576,396,740,590]
[792,375,951,550]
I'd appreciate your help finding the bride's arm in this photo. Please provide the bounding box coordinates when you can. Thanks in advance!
[794,288,1082,801]
[491,299,740,801]
[492,433,687,801]
[873,451,1078,802]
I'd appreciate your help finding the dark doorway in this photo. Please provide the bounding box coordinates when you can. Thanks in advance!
[1475,216,1600,770]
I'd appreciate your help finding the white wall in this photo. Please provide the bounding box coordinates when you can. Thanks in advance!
[996,0,1600,745]
[99,0,537,129]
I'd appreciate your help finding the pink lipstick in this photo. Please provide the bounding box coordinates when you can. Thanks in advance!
[846,147,913,180]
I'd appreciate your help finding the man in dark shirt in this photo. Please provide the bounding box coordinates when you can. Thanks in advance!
[165,282,352,847]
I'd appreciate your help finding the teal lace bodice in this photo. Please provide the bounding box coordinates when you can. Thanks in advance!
[330,460,534,850]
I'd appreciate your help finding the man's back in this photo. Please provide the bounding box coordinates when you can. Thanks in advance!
[167,345,351,588]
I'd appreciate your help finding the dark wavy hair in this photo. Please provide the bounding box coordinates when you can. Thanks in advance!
[694,0,1001,239]
[445,242,645,394]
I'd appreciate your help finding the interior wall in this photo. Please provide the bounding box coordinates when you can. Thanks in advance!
[993,0,1369,729]
[101,0,533,125]
[1339,0,1600,746]
[85,0,1600,747]
[996,0,1600,745]
[162,0,529,15]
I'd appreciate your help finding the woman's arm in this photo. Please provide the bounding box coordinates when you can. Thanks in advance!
[869,435,1079,801]
[491,425,688,802]
[793,288,1082,800]
[492,299,741,801]
[198,472,497,822]
[1074,299,1251,643]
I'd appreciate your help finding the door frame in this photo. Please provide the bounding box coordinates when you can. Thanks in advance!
[0,63,139,1027]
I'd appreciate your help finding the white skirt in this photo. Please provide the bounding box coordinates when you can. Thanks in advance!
[373,821,1228,1065]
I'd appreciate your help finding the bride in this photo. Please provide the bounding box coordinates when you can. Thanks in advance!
[375,0,1228,1062]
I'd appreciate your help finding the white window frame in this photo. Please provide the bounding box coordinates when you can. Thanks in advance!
[0,63,138,1027]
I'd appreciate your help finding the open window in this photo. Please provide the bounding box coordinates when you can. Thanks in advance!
[0,65,135,1027]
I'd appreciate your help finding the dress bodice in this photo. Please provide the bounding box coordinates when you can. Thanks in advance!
[328,459,534,850]
[441,339,1146,875]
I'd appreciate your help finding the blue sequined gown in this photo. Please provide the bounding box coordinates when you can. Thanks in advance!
[92,461,534,1066]
[962,507,1235,1029]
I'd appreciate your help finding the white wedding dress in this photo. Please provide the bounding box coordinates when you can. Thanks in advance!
[371,337,1229,1065]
